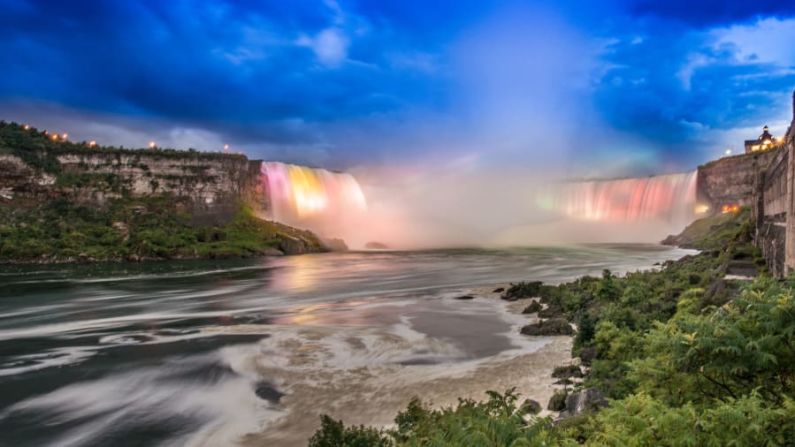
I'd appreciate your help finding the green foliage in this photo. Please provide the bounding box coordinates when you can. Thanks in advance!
[0,197,323,263]
[308,415,389,447]
[583,393,795,446]
[312,390,569,447]
[307,210,795,446]
[631,276,795,405]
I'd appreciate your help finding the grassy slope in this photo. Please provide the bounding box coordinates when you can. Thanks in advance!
[0,198,324,263]
[661,210,747,249]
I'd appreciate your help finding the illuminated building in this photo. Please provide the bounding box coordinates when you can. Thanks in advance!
[744,125,782,153]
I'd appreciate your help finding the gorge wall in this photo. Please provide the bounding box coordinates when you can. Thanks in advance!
[0,148,267,225]
[690,90,795,276]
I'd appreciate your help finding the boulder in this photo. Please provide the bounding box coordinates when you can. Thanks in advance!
[322,238,348,252]
[547,390,567,411]
[551,365,583,379]
[520,318,574,336]
[454,295,475,300]
[577,347,597,365]
[493,287,505,293]
[560,388,607,418]
[538,304,564,318]
[522,301,543,314]
[520,399,542,415]
[501,281,543,301]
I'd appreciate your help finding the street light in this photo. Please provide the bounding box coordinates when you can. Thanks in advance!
[148,141,156,149]
[88,140,97,148]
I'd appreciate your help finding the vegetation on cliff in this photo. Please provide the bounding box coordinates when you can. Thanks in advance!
[0,197,322,262]
[309,210,795,445]
[0,121,325,262]
[0,198,323,263]
[0,121,245,175]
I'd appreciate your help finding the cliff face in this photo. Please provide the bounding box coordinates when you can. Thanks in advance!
[0,150,268,225]
[696,148,781,212]
[0,122,326,262]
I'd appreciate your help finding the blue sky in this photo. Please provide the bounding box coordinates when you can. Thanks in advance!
[1,0,794,175]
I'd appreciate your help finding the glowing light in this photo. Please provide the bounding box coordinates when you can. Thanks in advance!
[22,124,30,130]
[88,140,97,148]
[721,204,740,214]
[148,141,156,149]
[61,133,68,140]
[694,204,710,214]
[223,144,229,152]
[725,149,732,156]
[51,134,59,141]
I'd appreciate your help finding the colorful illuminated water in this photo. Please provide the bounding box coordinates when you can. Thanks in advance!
[260,162,367,237]
[541,171,699,223]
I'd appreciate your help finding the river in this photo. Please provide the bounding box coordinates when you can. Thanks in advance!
[0,245,693,446]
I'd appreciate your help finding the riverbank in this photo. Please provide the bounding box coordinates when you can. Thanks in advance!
[308,210,795,445]
[0,244,713,446]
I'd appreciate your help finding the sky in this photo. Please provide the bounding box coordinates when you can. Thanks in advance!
[1,0,795,177]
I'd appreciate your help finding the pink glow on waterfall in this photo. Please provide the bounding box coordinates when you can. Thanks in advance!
[548,171,699,223]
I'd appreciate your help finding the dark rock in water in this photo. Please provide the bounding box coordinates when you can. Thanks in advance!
[365,241,389,249]
[255,382,284,404]
[560,388,607,418]
[278,235,318,255]
[538,304,564,318]
[454,295,475,300]
[520,318,574,336]
[522,301,543,314]
[521,399,542,415]
[551,364,583,379]
[493,287,505,293]
[578,347,597,365]
[322,238,349,252]
[547,390,567,411]
[501,281,543,301]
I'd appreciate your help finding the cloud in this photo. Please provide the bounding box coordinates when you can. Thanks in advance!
[297,28,350,67]
[0,0,794,176]
[590,12,795,168]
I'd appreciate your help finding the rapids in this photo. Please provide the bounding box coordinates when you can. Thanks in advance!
[0,245,693,446]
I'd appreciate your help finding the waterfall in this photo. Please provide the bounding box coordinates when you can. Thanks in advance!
[260,162,367,233]
[544,171,699,224]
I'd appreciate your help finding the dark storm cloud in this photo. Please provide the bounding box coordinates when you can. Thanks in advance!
[0,0,794,171]
[630,0,795,26]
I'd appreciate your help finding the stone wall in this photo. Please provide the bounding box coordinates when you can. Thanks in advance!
[696,148,781,212]
[753,90,795,276]
[0,150,268,225]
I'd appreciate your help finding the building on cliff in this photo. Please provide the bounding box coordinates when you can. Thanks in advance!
[744,125,783,154]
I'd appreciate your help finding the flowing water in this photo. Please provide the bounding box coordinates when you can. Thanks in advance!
[546,171,699,224]
[0,245,694,446]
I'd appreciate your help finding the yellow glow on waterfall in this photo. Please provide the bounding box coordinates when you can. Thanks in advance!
[287,165,330,217]
[260,162,368,238]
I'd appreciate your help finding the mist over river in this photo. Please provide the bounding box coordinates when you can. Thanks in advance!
[0,245,693,446]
